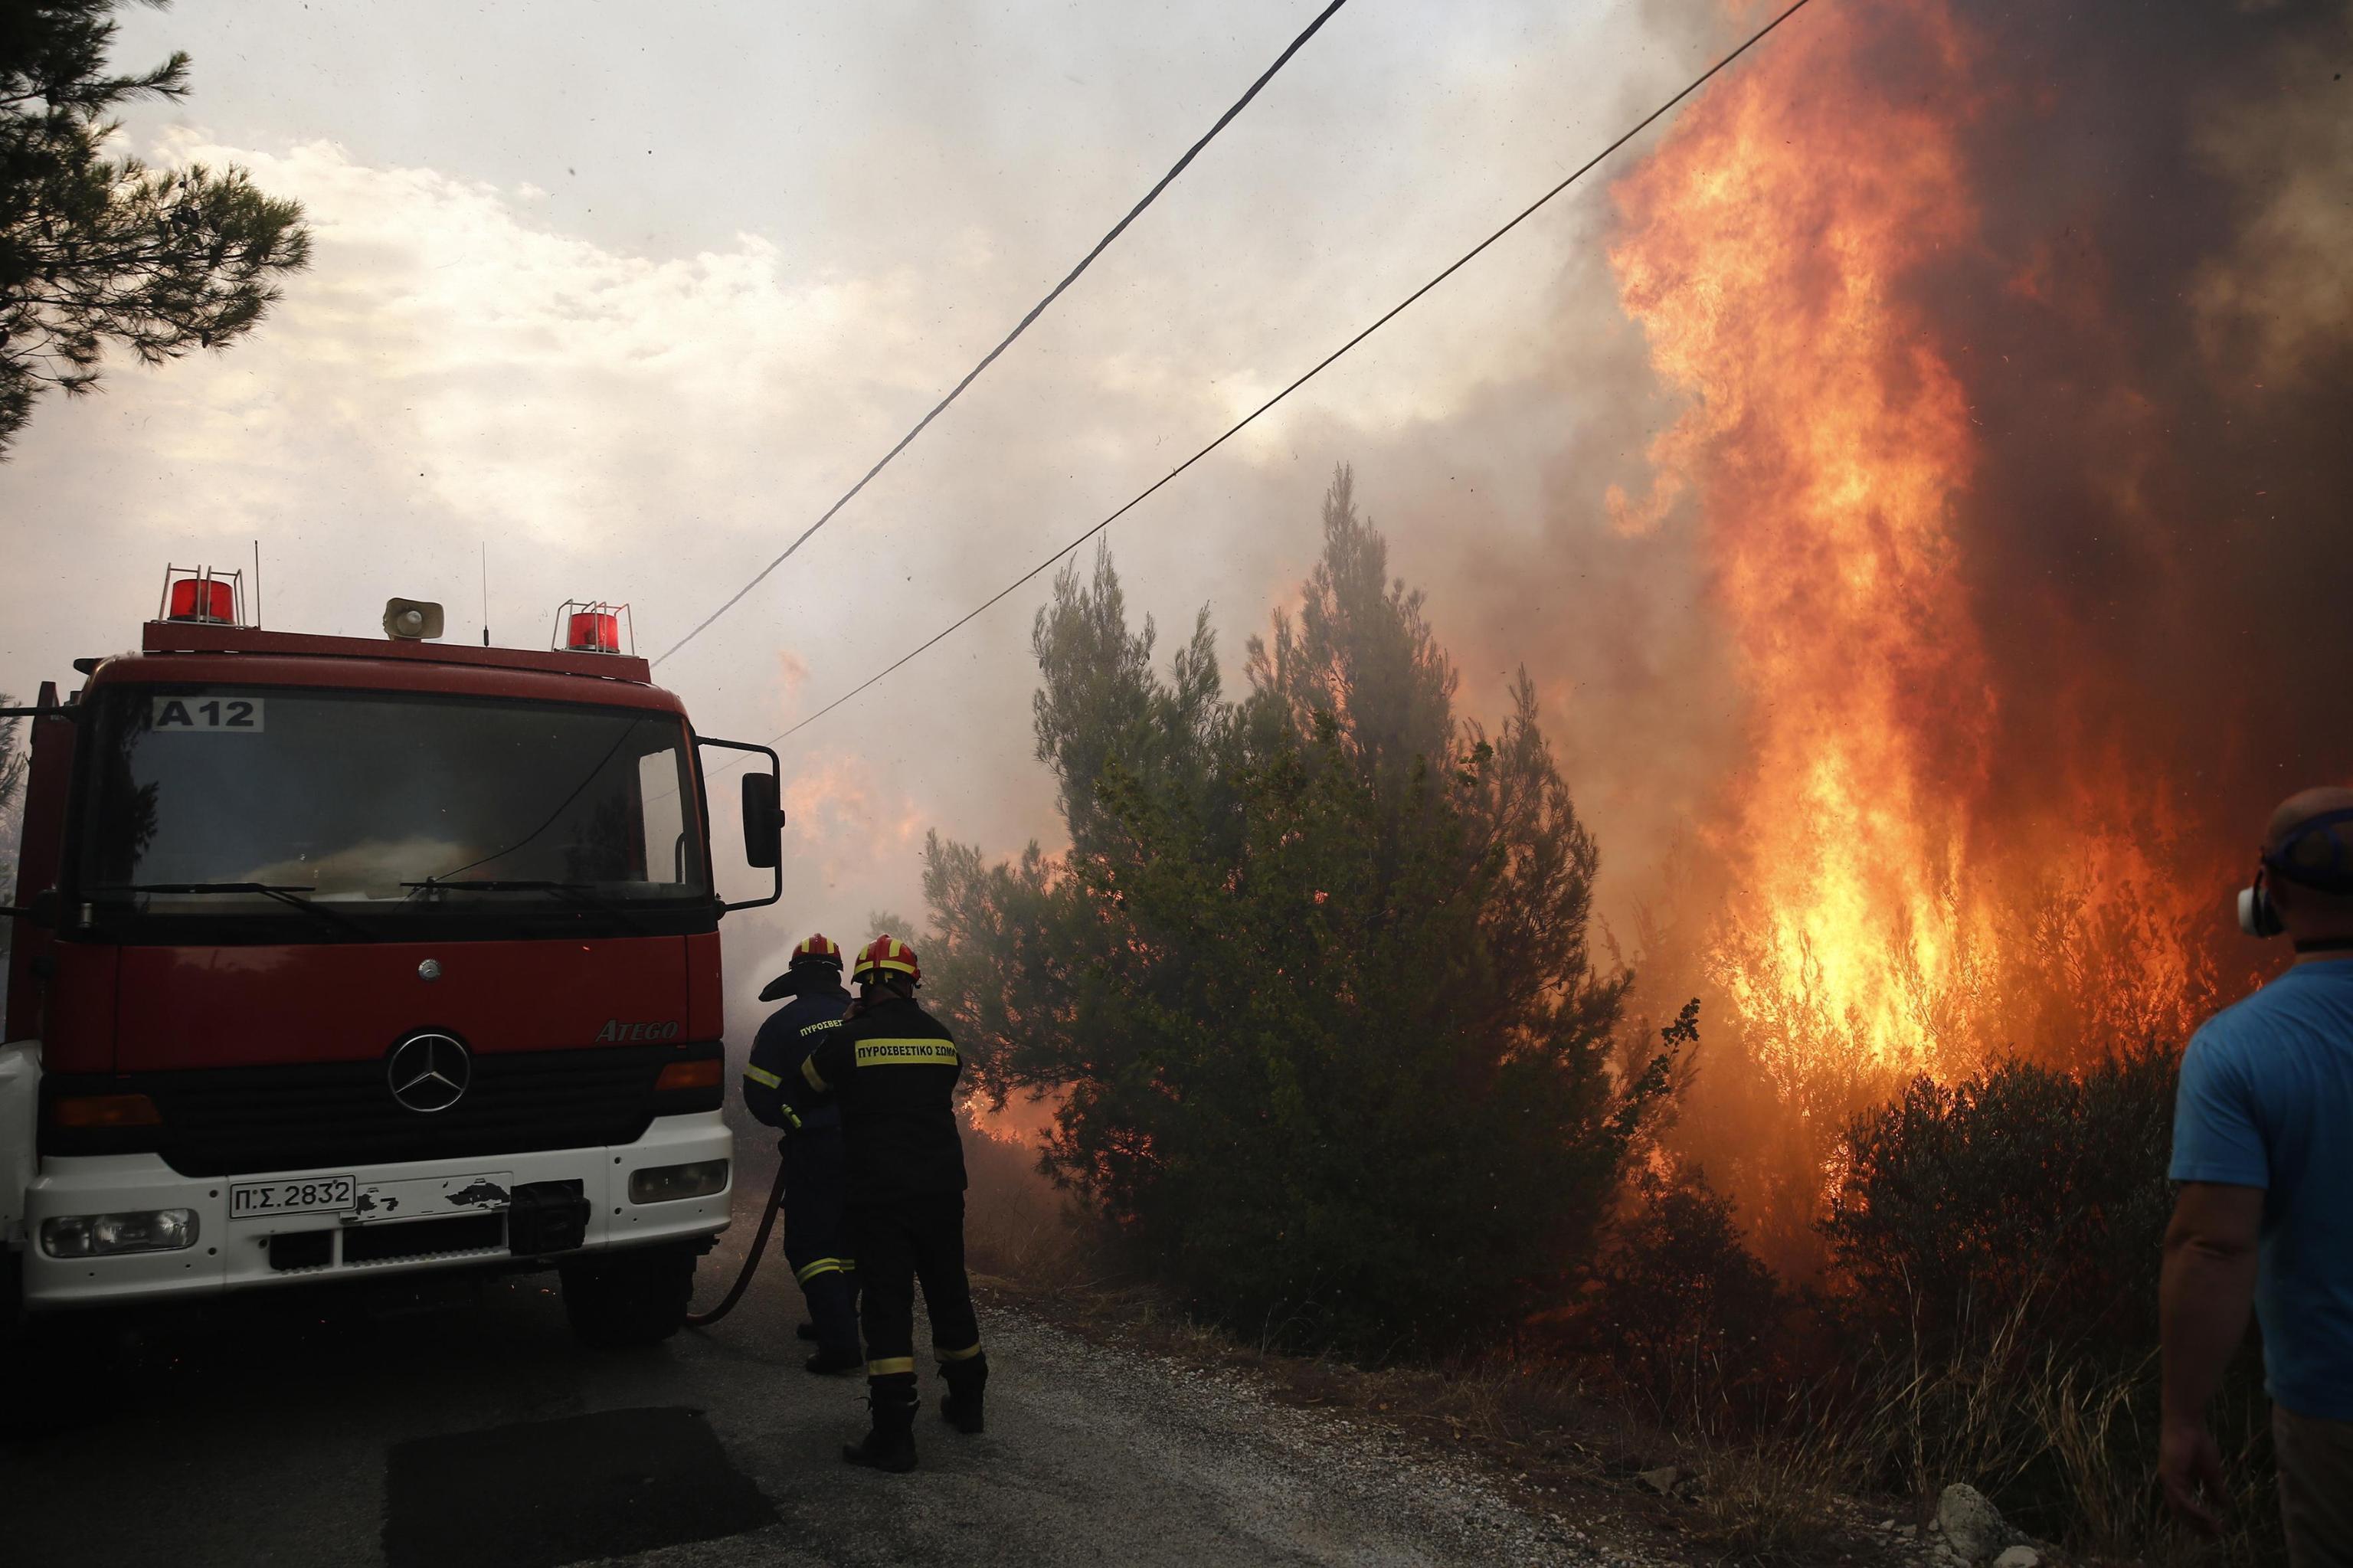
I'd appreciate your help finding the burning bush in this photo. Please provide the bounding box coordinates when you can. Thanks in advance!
[1556,1153,1793,1422]
[924,472,1674,1358]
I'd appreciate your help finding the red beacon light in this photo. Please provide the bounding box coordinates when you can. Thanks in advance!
[159,565,246,626]
[553,599,631,655]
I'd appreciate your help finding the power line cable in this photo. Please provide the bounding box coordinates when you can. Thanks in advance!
[718,0,1818,771]
[653,0,1353,669]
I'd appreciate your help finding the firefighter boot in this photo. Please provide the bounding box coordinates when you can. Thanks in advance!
[939,1351,987,1435]
[842,1376,919,1472]
[803,1274,862,1375]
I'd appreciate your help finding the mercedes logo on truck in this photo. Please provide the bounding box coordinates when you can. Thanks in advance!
[387,1033,472,1113]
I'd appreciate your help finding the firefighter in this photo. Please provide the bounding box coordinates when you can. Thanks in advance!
[741,933,862,1374]
[784,935,984,1473]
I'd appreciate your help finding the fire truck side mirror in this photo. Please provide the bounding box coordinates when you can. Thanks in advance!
[695,735,784,913]
[0,889,58,928]
[741,773,784,869]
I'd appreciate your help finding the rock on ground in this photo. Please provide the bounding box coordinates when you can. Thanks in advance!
[1936,1483,2013,1563]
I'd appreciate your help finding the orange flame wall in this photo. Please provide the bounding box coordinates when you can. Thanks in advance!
[1610,0,2001,1088]
[1592,0,2306,1151]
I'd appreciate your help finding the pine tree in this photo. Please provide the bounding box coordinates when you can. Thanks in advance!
[924,470,1677,1357]
[0,1,310,455]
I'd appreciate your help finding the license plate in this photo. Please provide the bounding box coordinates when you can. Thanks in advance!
[231,1174,356,1218]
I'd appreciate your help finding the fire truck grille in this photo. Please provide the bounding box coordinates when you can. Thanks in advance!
[137,1044,692,1178]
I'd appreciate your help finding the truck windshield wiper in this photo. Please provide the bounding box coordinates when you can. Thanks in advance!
[400,877,652,931]
[117,882,371,940]
[404,878,583,891]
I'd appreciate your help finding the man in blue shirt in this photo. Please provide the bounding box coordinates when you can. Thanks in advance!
[2164,787,2353,1563]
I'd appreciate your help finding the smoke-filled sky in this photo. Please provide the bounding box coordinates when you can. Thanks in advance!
[5,0,2349,1046]
[0,0,1730,997]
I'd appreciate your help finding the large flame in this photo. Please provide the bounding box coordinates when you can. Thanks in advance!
[1605,0,2207,1117]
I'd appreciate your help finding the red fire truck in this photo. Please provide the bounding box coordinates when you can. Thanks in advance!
[0,569,781,1347]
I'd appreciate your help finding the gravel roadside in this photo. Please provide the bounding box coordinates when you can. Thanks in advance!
[773,1303,1683,1568]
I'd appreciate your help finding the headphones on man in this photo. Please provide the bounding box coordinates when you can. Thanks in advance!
[2239,807,2353,948]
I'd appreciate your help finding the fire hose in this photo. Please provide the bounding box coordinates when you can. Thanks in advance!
[683,1156,789,1327]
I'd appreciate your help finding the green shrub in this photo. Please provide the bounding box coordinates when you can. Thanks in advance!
[1821,1046,2178,1361]
[1821,1046,2277,1558]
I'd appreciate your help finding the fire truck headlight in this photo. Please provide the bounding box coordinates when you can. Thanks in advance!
[627,1160,729,1205]
[39,1209,201,1258]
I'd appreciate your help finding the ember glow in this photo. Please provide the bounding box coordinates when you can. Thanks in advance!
[1604,0,2217,1116]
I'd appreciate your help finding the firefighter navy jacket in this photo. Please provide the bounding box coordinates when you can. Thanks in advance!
[787,992,967,1200]
[743,979,851,1132]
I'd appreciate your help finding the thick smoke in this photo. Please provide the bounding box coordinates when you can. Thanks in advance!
[1926,1,2353,876]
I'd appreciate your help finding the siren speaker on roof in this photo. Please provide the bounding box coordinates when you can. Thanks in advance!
[384,598,445,641]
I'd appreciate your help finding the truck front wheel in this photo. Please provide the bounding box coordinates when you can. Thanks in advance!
[559,1245,696,1348]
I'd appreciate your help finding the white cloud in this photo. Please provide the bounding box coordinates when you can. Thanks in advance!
[149,133,953,552]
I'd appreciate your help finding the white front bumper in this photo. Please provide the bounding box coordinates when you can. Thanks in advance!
[21,1111,732,1311]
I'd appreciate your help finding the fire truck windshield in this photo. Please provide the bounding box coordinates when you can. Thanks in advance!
[75,685,711,940]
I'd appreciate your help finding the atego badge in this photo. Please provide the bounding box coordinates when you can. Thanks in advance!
[595,1019,682,1043]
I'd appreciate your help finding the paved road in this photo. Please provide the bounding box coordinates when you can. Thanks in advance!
[1,1155,1625,1568]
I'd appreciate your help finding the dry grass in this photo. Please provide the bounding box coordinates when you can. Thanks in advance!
[1827,1295,2280,1566]
[2012,1354,2279,1568]
[1675,1429,1857,1563]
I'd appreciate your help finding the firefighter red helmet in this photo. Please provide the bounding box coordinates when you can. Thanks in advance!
[790,932,843,969]
[853,935,920,985]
